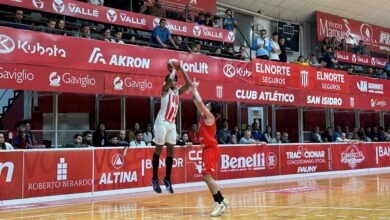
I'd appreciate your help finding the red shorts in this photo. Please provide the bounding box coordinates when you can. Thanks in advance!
[201,146,220,177]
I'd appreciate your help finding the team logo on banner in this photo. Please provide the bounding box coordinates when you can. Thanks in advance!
[266,152,277,169]
[360,24,374,42]
[49,72,61,87]
[188,150,202,177]
[352,54,357,63]
[216,85,223,99]
[0,161,14,183]
[57,158,67,181]
[88,47,106,64]
[106,9,117,22]
[111,154,124,169]
[153,18,160,28]
[349,97,355,107]
[227,31,235,42]
[223,64,235,78]
[341,144,365,169]
[193,25,201,37]
[32,0,44,9]
[300,70,309,88]
[52,0,65,13]
[0,35,15,54]
[371,57,376,66]
[113,77,124,91]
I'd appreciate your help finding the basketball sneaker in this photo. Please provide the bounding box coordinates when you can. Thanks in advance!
[210,202,225,217]
[151,178,162,193]
[163,177,174,194]
[222,198,229,211]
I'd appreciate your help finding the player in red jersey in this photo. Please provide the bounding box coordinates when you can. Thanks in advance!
[191,79,228,217]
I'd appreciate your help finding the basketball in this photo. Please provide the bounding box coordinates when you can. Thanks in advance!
[167,59,181,71]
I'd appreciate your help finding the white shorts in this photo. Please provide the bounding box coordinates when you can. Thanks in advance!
[153,120,177,146]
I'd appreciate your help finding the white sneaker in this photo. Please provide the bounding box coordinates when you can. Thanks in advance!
[210,202,225,217]
[222,199,229,208]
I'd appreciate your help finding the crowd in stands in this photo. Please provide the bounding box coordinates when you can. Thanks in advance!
[310,125,390,143]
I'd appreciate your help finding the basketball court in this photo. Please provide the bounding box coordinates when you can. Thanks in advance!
[1,171,390,219]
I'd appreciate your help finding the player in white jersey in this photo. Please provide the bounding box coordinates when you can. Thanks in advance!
[151,61,191,194]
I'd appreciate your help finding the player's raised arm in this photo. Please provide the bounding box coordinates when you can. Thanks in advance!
[192,79,214,122]
[161,61,178,96]
[178,64,192,95]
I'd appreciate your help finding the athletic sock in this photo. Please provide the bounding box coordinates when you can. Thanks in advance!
[165,156,173,181]
[152,153,160,180]
[217,191,224,201]
[212,194,221,203]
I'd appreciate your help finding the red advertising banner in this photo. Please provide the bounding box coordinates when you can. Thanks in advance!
[374,142,390,167]
[353,95,390,111]
[303,90,354,109]
[23,150,93,198]
[252,59,350,94]
[349,75,388,96]
[94,147,186,191]
[0,0,231,43]
[331,143,373,171]
[316,11,390,53]
[104,74,163,97]
[0,62,105,94]
[0,151,23,200]
[217,145,279,180]
[185,146,205,183]
[162,0,216,14]
[0,26,241,83]
[279,144,331,175]
[334,51,388,69]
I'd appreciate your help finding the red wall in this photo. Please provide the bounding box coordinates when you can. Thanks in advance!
[276,109,298,143]
[334,111,355,128]
[304,109,326,131]
[1,92,24,130]
[360,112,380,128]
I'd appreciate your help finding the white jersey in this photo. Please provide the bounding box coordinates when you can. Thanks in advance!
[155,88,179,123]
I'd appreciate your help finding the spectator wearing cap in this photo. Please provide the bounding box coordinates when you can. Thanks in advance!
[130,130,147,147]
[292,55,309,66]
[146,0,166,18]
[252,29,272,60]
[269,32,281,61]
[223,9,237,30]
[111,30,124,44]
[278,37,287,62]
[151,18,178,49]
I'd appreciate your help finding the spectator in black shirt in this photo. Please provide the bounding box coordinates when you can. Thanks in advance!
[174,36,191,52]
[227,46,235,58]
[105,134,121,147]
[278,37,287,62]
[93,123,108,147]
[56,19,67,35]
[9,10,29,30]
[355,40,365,54]
[195,12,212,26]
[132,0,147,13]
[323,47,338,69]
[45,19,57,34]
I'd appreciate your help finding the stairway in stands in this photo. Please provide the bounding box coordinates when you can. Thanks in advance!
[0,89,22,119]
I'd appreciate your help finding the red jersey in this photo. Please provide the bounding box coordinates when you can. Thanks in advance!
[199,116,218,148]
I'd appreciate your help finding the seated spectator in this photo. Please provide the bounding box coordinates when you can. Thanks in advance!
[227,46,235,57]
[363,45,370,56]
[252,29,272,60]
[269,32,281,61]
[334,125,342,140]
[338,39,347,51]
[151,19,178,49]
[118,130,129,146]
[321,37,331,54]
[63,134,88,148]
[281,132,290,143]
[0,133,14,150]
[239,130,260,144]
[93,123,107,147]
[174,36,191,53]
[25,121,45,148]
[346,66,354,74]
[217,119,231,144]
[336,132,351,142]
[45,19,57,34]
[292,55,309,66]
[130,130,147,147]
[191,42,202,54]
[143,123,154,145]
[87,0,104,5]
[105,134,121,147]
[231,126,242,141]
[322,127,334,142]
[234,46,248,60]
[82,131,93,146]
[195,12,213,26]
[56,19,67,35]
[9,9,28,30]
[323,47,338,69]
[111,30,124,44]
[263,125,272,143]
[251,122,264,141]
[378,127,386,142]
[13,121,27,149]
[269,132,281,144]
[146,0,166,18]
[310,126,323,143]
[223,9,237,30]
[128,130,136,142]
[229,134,238,144]
[385,128,390,141]
[214,47,222,55]
[309,54,326,67]
[132,0,147,13]
[102,28,111,42]
[78,24,92,39]
[330,37,338,51]
[188,124,200,145]
[181,132,192,145]
[355,40,365,54]
[176,132,185,146]
[278,37,287,62]
[130,35,136,44]
[180,4,194,22]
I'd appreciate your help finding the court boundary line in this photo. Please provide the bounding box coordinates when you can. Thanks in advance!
[2,167,390,207]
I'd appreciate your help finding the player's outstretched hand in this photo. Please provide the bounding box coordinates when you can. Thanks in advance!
[122,147,128,157]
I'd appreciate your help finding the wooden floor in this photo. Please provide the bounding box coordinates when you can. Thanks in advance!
[2,172,390,219]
